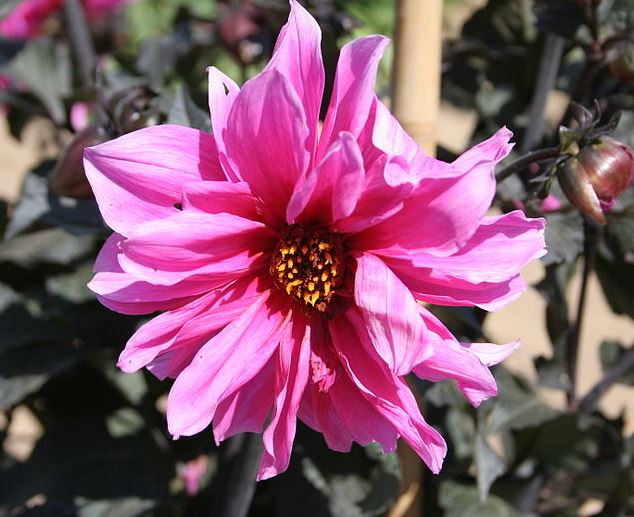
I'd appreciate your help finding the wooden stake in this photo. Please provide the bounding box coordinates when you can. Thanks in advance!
[390,1,443,516]
[392,0,443,156]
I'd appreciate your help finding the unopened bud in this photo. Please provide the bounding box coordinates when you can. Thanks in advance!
[51,123,108,198]
[558,137,634,224]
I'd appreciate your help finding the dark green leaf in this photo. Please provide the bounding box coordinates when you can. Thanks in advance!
[4,163,104,240]
[542,211,584,266]
[136,25,192,86]
[490,368,560,432]
[273,424,400,517]
[0,228,95,266]
[475,414,506,501]
[600,340,634,385]
[533,356,570,390]
[446,407,476,460]
[167,83,211,132]
[439,481,519,517]
[528,414,600,472]
[76,497,157,517]
[0,341,78,410]
[595,240,634,318]
[6,39,71,123]
[424,379,468,408]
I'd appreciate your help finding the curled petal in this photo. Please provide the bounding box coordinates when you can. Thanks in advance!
[354,253,430,375]
[349,127,514,257]
[387,258,527,312]
[117,275,268,374]
[413,307,501,407]
[167,291,292,437]
[462,341,520,367]
[213,356,276,443]
[258,312,311,480]
[287,131,364,226]
[264,0,324,158]
[84,125,223,235]
[89,233,208,315]
[330,310,447,473]
[317,35,389,159]
[208,67,240,182]
[182,180,262,221]
[407,211,546,283]
[225,70,310,224]
[118,211,274,285]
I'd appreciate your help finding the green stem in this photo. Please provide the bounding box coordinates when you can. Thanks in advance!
[566,217,601,409]
[495,146,561,183]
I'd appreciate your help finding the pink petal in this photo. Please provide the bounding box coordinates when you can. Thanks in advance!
[181,180,261,221]
[117,275,268,374]
[330,310,447,473]
[298,323,399,453]
[298,381,354,453]
[213,356,276,442]
[118,211,274,285]
[462,341,520,367]
[327,360,400,452]
[370,99,431,168]
[332,154,414,234]
[264,0,324,159]
[84,125,223,235]
[349,127,514,257]
[297,322,357,452]
[167,291,292,437]
[353,253,430,375]
[89,233,208,315]
[208,67,240,182]
[317,36,389,159]
[413,306,499,407]
[224,70,310,224]
[407,211,547,283]
[387,258,527,312]
[258,312,311,480]
[286,131,364,225]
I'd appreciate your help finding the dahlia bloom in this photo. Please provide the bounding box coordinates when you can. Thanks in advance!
[0,0,129,39]
[85,1,545,479]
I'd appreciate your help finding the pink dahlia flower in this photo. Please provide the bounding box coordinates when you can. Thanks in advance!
[0,0,129,39]
[85,1,546,479]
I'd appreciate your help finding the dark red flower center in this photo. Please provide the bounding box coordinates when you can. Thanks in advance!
[270,225,345,313]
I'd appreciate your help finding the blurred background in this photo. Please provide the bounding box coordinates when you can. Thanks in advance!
[1,0,634,516]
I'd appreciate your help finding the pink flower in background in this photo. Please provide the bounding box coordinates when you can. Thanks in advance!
[513,193,562,213]
[0,0,129,39]
[85,0,546,479]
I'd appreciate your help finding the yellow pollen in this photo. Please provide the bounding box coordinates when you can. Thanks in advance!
[270,225,345,313]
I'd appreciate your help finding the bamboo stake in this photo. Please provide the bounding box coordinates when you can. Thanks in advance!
[392,0,442,156]
[390,1,443,516]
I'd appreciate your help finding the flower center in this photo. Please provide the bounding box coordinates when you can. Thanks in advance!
[270,225,344,313]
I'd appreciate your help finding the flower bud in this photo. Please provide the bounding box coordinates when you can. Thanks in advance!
[558,137,634,224]
[51,123,109,198]
[609,43,634,83]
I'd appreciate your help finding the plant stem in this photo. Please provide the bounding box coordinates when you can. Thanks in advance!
[566,217,601,409]
[62,0,97,88]
[521,34,566,153]
[578,342,634,412]
[210,433,263,517]
[495,146,561,183]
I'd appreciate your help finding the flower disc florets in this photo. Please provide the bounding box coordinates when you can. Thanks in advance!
[270,225,344,313]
